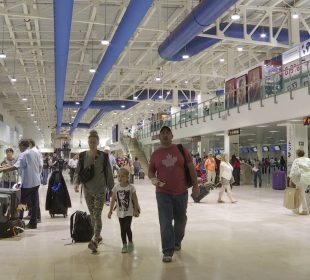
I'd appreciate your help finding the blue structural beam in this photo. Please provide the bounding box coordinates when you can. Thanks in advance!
[54,0,74,134]
[70,0,154,134]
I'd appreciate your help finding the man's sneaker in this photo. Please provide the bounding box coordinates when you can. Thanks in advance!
[121,244,128,253]
[217,200,225,203]
[299,210,310,215]
[127,242,134,252]
[88,240,98,253]
[162,254,172,263]
[174,244,181,251]
[25,223,37,229]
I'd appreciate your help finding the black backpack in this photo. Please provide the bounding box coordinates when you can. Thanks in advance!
[70,211,93,243]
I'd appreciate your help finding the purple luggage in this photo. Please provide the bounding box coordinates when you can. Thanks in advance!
[272,171,286,190]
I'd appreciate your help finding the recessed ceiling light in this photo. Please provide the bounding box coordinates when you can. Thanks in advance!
[182,54,190,60]
[75,102,80,105]
[260,33,267,38]
[121,105,125,108]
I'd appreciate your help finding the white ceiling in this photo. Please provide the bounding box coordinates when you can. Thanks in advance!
[0,0,309,142]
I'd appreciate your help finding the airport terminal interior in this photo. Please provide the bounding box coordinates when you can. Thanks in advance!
[1,0,310,279]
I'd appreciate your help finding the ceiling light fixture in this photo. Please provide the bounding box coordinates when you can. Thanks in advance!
[155,76,161,82]
[237,47,243,52]
[184,80,189,84]
[11,43,17,82]
[101,1,110,46]
[0,17,6,59]
[30,113,34,117]
[219,58,225,62]
[231,5,240,21]
[291,10,299,19]
[89,38,96,73]
[182,54,190,60]
[27,106,31,110]
[121,105,125,108]
[75,101,80,105]
[260,32,267,38]
[22,97,27,101]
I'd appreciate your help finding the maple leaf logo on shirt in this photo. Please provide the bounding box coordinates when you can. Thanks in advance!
[162,153,177,167]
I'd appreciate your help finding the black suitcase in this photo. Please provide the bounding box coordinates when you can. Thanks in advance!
[139,170,145,179]
[0,188,21,220]
[191,184,211,203]
[0,219,25,238]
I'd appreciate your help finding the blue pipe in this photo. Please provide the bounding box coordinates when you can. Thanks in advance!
[158,0,238,60]
[163,23,310,61]
[54,0,74,134]
[63,100,139,109]
[70,0,154,134]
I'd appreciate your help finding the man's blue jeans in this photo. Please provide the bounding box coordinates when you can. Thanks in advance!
[156,191,188,255]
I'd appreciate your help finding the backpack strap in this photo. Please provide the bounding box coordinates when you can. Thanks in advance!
[177,144,187,166]
[70,211,77,243]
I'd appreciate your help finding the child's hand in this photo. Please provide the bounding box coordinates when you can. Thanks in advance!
[108,211,112,219]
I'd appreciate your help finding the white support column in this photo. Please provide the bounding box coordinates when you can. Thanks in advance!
[289,13,300,46]
[224,132,230,158]
[201,137,210,156]
[227,49,235,77]
[256,144,263,161]
[229,134,240,158]
[172,87,179,107]
[287,124,308,173]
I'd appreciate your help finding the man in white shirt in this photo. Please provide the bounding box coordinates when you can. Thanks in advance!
[68,154,79,184]
[0,139,42,229]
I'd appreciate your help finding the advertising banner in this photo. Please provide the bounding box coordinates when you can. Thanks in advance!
[248,66,262,102]
[224,78,235,109]
[236,75,247,106]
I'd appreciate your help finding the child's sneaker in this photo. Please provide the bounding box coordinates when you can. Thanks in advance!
[121,244,128,253]
[88,240,98,253]
[127,242,134,252]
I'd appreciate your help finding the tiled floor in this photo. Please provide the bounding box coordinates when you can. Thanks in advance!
[1,176,310,280]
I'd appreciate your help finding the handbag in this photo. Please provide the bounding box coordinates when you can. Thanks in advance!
[79,164,95,184]
[78,152,95,184]
[177,144,192,188]
[283,187,300,210]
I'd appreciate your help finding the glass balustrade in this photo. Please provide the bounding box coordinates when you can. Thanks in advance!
[136,60,310,140]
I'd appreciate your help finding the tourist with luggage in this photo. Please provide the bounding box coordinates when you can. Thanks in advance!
[148,126,199,263]
[218,153,237,204]
[0,139,42,229]
[73,130,114,253]
[108,168,140,253]
[289,149,310,215]
[253,159,262,188]
[0,148,17,188]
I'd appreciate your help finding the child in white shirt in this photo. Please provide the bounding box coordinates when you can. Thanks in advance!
[108,168,140,253]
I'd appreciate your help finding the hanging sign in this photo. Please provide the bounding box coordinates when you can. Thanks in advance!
[228,129,240,136]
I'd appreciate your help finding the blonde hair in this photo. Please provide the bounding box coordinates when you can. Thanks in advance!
[88,130,99,141]
[118,168,130,179]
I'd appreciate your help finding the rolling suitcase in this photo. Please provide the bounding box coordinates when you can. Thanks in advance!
[0,188,21,220]
[0,219,25,238]
[191,183,213,203]
[305,186,310,209]
[272,171,286,190]
[139,170,145,179]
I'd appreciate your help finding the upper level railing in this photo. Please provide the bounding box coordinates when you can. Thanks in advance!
[137,60,310,140]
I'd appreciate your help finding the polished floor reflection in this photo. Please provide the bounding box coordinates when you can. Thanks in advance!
[1,177,310,280]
